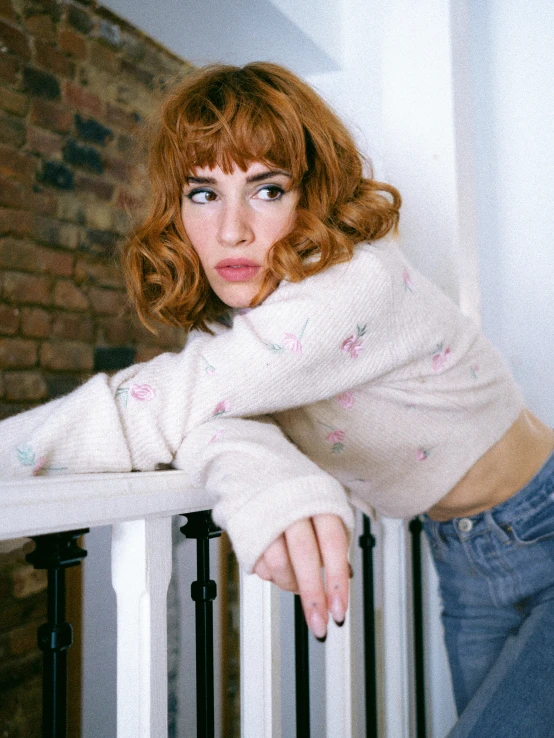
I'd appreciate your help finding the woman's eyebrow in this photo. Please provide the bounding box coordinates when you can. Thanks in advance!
[185,169,292,186]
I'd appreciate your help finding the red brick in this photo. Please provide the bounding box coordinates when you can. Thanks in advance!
[35,40,75,78]
[0,20,31,60]
[0,50,19,83]
[3,271,51,305]
[12,565,47,598]
[0,337,37,368]
[75,256,122,287]
[28,188,57,217]
[0,87,28,117]
[0,0,18,23]
[0,208,32,237]
[27,216,80,250]
[30,98,73,134]
[0,110,25,147]
[64,80,102,116]
[26,125,63,156]
[104,154,131,183]
[96,315,131,344]
[53,279,89,310]
[0,177,22,208]
[89,38,120,75]
[0,239,74,276]
[58,28,87,60]
[52,311,93,341]
[8,621,39,657]
[0,145,37,182]
[40,339,93,370]
[0,302,19,334]
[75,172,114,201]
[87,285,125,315]
[105,102,140,133]
[4,370,48,401]
[24,13,57,43]
[20,307,51,337]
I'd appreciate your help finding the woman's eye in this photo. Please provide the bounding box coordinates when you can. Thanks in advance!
[256,185,284,201]
[188,189,217,204]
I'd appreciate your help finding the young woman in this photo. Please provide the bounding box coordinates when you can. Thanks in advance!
[2,62,553,736]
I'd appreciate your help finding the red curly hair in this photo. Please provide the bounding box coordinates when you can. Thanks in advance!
[122,62,401,333]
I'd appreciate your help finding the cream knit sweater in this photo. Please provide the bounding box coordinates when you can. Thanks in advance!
[0,240,524,571]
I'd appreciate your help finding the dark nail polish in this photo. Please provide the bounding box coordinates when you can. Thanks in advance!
[316,633,327,643]
[334,618,345,627]
[349,563,354,578]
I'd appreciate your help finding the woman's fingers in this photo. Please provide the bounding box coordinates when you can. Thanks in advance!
[253,514,351,642]
[312,514,350,626]
[284,518,329,640]
[262,533,299,592]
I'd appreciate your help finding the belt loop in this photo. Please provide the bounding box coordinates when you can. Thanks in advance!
[485,509,511,543]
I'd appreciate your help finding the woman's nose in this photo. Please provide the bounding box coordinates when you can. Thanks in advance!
[217,200,254,247]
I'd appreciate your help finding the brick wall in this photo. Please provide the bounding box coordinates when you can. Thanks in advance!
[0,1,191,733]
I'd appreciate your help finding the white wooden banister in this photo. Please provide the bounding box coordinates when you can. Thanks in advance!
[111,517,172,738]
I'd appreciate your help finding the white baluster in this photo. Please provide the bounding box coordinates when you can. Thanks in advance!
[111,517,172,738]
[240,573,281,738]
[325,607,355,737]
[380,517,411,738]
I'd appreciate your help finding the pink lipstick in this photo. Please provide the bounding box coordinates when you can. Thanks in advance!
[215,258,261,282]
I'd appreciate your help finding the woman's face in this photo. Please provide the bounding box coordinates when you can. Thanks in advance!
[181,161,299,308]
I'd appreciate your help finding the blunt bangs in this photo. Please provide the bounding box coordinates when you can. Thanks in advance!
[167,65,309,185]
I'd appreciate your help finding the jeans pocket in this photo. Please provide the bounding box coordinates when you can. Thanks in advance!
[505,495,554,546]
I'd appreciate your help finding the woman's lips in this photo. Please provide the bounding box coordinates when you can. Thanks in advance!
[215,259,261,282]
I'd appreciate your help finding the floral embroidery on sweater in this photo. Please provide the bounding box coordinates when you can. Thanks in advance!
[213,400,231,417]
[201,355,216,375]
[116,383,156,406]
[416,447,430,461]
[402,269,414,292]
[341,324,367,359]
[431,343,451,372]
[16,443,66,475]
[318,422,346,454]
[470,364,480,379]
[336,392,355,409]
[264,319,309,354]
[209,428,226,443]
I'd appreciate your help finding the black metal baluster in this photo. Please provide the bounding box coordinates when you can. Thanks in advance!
[359,514,378,738]
[180,510,222,738]
[26,529,88,738]
[294,594,310,738]
[409,516,427,738]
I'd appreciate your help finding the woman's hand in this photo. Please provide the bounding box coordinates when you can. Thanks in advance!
[253,514,350,641]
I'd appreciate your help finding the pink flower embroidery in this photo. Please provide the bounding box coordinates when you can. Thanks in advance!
[282,333,303,354]
[326,430,345,444]
[341,324,367,359]
[431,344,451,373]
[33,456,47,476]
[402,269,413,292]
[130,383,156,402]
[209,429,226,443]
[470,364,480,379]
[213,400,231,417]
[336,392,355,409]
[416,447,430,461]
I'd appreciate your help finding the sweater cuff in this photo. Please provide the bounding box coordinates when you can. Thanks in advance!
[215,475,354,573]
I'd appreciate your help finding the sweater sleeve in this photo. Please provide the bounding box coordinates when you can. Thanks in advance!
[1,247,394,476]
[174,417,354,572]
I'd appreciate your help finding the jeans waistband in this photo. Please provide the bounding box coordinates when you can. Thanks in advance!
[423,450,554,539]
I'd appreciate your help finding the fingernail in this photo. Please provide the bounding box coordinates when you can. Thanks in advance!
[310,610,327,641]
[330,595,345,626]
[349,563,354,578]
[316,633,327,643]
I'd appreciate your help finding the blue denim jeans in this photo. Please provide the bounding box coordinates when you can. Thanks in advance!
[423,451,554,738]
